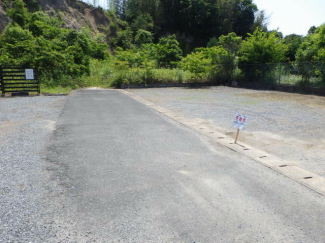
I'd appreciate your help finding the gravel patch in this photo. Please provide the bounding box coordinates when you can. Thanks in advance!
[0,96,66,242]
[128,87,325,177]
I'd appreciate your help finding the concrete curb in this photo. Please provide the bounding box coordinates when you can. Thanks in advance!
[119,89,325,196]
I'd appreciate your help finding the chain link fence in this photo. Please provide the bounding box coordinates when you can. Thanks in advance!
[239,62,325,88]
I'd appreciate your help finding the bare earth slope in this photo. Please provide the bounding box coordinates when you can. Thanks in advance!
[0,0,113,33]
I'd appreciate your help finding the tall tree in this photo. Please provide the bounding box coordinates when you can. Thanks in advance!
[239,28,288,65]
[283,34,304,61]
[296,24,325,62]
[233,0,257,37]
[7,0,29,27]
[251,10,268,32]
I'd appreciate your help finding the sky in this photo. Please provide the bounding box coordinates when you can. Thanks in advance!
[253,0,325,36]
[83,0,107,8]
[83,0,325,37]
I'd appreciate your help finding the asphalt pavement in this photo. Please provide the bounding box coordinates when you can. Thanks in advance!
[46,89,325,242]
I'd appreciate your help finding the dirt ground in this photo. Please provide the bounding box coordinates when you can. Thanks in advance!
[129,87,325,177]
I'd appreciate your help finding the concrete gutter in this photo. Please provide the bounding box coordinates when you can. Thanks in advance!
[119,89,325,196]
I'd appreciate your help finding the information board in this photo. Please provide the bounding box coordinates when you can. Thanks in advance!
[25,69,34,80]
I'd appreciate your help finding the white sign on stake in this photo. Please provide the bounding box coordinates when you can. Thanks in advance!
[25,69,34,80]
[233,113,247,130]
[233,114,248,144]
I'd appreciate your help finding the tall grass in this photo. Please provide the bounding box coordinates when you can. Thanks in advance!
[77,59,114,87]
[75,58,210,88]
[49,58,224,91]
[110,68,199,87]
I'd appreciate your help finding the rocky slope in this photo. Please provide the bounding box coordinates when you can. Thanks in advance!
[0,0,114,33]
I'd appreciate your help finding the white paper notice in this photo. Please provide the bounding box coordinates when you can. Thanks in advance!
[233,114,247,130]
[25,69,34,80]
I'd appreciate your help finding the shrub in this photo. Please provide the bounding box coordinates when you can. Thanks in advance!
[156,34,183,68]
[181,51,212,79]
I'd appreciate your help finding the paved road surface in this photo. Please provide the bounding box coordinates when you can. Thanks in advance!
[47,89,325,242]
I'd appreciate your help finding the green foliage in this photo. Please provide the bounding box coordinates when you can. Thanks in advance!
[207,37,218,48]
[251,10,268,32]
[23,0,40,12]
[109,67,194,88]
[130,14,154,32]
[135,29,153,45]
[232,0,258,37]
[77,59,114,88]
[211,46,238,82]
[296,24,325,83]
[181,45,238,82]
[308,26,317,35]
[296,24,325,63]
[1,3,109,88]
[181,51,212,79]
[116,27,134,49]
[156,34,182,68]
[115,47,145,67]
[239,28,288,65]
[114,0,257,50]
[238,29,288,83]
[115,34,182,69]
[218,32,242,55]
[5,0,324,89]
[7,0,29,27]
[283,34,304,62]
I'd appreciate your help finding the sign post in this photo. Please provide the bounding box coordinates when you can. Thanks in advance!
[234,128,240,144]
[233,114,247,144]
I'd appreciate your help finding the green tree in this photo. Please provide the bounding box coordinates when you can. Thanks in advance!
[0,24,35,65]
[238,28,288,83]
[116,27,134,49]
[156,34,182,68]
[135,29,153,45]
[210,46,238,82]
[6,0,29,27]
[218,32,242,55]
[130,14,154,31]
[296,24,325,84]
[181,45,238,82]
[251,10,268,32]
[207,37,218,47]
[239,28,287,65]
[23,0,40,12]
[296,24,325,63]
[118,0,258,50]
[283,34,304,62]
[181,50,212,79]
[308,26,317,35]
[232,0,257,37]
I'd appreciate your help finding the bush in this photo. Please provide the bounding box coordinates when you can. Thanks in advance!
[181,46,237,82]
[181,51,212,79]
[156,35,183,68]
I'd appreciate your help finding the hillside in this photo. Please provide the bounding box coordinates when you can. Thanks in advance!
[0,0,114,33]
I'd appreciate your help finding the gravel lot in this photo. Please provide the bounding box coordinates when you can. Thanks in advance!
[129,87,325,177]
[0,95,66,242]
[1,90,325,242]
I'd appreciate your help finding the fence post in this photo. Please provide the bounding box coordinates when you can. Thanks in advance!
[0,66,4,97]
[36,67,40,95]
[278,64,281,86]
